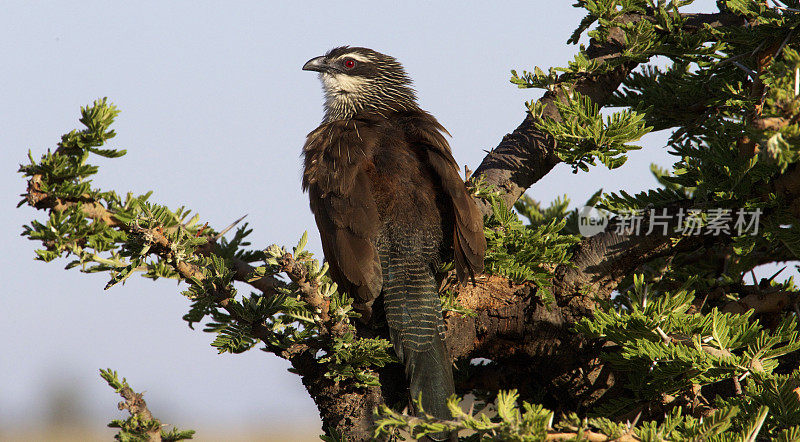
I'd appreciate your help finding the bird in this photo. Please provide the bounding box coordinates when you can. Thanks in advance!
[300,46,486,431]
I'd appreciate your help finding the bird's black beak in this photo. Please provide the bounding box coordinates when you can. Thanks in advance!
[302,56,328,72]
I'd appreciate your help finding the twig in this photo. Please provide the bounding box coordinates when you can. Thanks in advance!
[732,375,743,396]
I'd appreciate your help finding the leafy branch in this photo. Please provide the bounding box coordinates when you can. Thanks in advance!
[19,99,393,391]
[373,389,777,441]
[100,368,195,442]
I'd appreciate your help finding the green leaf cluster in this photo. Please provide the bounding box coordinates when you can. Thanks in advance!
[475,178,579,304]
[577,274,800,438]
[532,90,650,172]
[374,388,779,441]
[319,332,395,386]
[99,369,195,442]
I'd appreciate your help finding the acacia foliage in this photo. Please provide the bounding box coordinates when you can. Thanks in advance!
[377,0,800,439]
[17,0,800,440]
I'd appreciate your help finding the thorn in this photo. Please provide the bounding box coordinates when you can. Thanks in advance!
[716,52,747,67]
[212,214,248,241]
[697,292,709,313]
[772,0,800,13]
[749,40,767,57]
[774,28,795,59]
[655,326,671,344]
[629,409,642,428]
[745,407,769,442]
[766,266,786,284]
[731,61,759,80]
[195,222,209,237]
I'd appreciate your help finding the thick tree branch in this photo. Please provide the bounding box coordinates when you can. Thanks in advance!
[723,290,800,315]
[473,12,742,216]
[443,227,705,409]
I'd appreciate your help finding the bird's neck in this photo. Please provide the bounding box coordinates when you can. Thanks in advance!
[323,88,417,122]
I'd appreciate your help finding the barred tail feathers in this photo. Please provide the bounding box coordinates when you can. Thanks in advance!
[380,242,454,421]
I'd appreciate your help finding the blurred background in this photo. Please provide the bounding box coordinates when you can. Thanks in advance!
[3,0,776,441]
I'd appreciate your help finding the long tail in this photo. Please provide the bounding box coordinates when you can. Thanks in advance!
[380,243,454,423]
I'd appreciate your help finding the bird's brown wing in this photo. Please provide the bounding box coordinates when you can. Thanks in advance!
[303,120,383,307]
[400,111,486,283]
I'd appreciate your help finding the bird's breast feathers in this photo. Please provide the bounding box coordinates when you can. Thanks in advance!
[302,118,378,196]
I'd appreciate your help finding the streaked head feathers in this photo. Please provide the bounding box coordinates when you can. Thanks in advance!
[303,46,417,121]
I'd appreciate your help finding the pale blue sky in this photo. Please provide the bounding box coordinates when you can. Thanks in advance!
[4,0,766,439]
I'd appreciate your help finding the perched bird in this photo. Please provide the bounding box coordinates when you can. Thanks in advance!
[301,46,485,426]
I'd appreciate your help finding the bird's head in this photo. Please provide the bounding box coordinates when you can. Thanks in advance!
[303,46,417,121]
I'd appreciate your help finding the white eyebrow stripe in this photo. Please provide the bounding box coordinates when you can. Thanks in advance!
[332,53,371,63]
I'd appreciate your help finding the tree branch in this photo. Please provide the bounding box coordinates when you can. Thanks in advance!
[723,290,800,315]
[100,368,194,441]
[472,11,742,217]
[25,173,282,295]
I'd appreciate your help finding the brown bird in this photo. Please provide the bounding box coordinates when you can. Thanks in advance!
[301,46,485,428]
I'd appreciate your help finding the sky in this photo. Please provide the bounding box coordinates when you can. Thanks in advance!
[2,0,778,440]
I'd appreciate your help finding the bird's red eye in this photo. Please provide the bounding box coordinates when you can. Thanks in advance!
[343,59,356,69]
